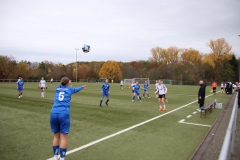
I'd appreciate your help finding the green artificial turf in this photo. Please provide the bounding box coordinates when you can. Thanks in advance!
[0,82,231,160]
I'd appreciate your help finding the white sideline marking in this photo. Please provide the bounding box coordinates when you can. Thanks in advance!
[186,115,192,118]
[47,93,215,160]
[179,119,211,127]
[193,111,197,114]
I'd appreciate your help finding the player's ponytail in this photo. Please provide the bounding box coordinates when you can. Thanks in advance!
[61,77,70,86]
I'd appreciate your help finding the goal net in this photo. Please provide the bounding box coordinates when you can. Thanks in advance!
[124,78,150,84]
[132,78,150,84]
[161,79,172,85]
[123,79,133,84]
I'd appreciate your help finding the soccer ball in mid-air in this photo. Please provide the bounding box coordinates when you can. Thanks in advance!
[82,44,90,53]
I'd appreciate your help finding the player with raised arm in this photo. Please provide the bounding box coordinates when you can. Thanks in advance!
[39,77,47,98]
[155,80,167,111]
[99,79,110,107]
[132,81,143,102]
[129,80,136,100]
[17,77,24,98]
[142,80,150,98]
[50,77,86,160]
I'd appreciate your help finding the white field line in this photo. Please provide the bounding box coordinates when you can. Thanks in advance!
[187,115,192,118]
[47,93,215,160]
[193,111,197,114]
[179,119,211,127]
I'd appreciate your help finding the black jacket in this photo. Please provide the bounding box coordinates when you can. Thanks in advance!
[198,84,206,103]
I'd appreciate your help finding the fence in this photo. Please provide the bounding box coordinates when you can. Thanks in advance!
[0,79,199,85]
[218,94,238,160]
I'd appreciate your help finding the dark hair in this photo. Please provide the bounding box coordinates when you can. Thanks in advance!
[61,77,70,86]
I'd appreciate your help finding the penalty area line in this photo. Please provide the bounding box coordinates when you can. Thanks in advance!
[47,93,215,160]
[179,119,211,127]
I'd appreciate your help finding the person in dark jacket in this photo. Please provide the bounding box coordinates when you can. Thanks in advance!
[237,84,240,108]
[197,80,206,112]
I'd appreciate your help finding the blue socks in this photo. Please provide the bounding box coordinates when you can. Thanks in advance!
[60,148,67,159]
[53,145,59,158]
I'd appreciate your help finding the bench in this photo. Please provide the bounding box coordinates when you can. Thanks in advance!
[200,100,216,118]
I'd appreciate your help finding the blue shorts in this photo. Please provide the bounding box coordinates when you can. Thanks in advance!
[101,91,109,98]
[144,89,148,92]
[134,91,140,96]
[50,113,70,134]
[132,90,134,93]
[18,87,23,91]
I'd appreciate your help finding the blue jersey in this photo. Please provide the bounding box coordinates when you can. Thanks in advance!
[101,83,110,92]
[144,83,149,91]
[134,84,141,91]
[134,84,141,95]
[51,85,83,114]
[17,80,24,91]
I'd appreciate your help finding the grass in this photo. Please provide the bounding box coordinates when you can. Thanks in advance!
[0,82,231,160]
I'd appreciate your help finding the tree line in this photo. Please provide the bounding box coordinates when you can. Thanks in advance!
[0,38,239,84]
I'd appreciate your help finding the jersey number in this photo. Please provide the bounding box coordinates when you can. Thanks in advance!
[58,92,64,101]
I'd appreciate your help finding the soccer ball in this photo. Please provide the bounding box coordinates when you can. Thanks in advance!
[82,44,90,53]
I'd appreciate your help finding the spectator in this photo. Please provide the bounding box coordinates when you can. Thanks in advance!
[197,80,206,112]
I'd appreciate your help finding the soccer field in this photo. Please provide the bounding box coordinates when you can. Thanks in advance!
[0,82,231,160]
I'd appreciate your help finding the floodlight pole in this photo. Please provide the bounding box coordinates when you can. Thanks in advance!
[238,35,240,82]
[75,48,79,82]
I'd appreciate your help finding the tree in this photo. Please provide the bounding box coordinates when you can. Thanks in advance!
[203,38,233,81]
[180,48,203,81]
[16,61,30,78]
[98,60,122,81]
[149,47,167,64]
[0,55,17,78]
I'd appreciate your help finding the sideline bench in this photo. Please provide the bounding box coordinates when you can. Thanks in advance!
[200,100,216,118]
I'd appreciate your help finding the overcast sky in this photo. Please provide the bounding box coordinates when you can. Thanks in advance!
[0,0,239,64]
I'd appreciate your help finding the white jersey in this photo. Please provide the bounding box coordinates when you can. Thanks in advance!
[120,80,123,85]
[50,78,53,82]
[155,83,158,90]
[39,80,46,88]
[155,84,167,95]
[221,83,224,88]
[131,83,135,90]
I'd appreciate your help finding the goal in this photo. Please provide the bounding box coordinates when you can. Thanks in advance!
[124,78,150,84]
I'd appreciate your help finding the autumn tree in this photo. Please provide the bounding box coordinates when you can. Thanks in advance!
[149,47,167,64]
[16,61,30,78]
[98,60,122,81]
[0,55,17,78]
[203,38,234,81]
[180,48,203,81]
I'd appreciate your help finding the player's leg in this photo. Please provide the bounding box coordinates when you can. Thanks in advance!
[50,113,60,160]
[105,93,109,106]
[40,88,43,98]
[132,91,136,102]
[52,133,60,160]
[158,96,162,110]
[18,90,21,98]
[99,92,104,106]
[146,90,150,98]
[162,98,166,111]
[142,91,145,98]
[137,92,142,102]
[59,114,70,160]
